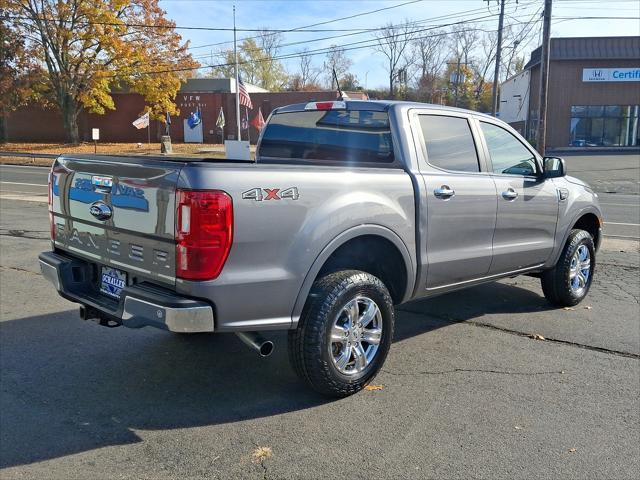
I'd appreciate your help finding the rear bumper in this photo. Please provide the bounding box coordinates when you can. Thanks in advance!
[39,251,214,333]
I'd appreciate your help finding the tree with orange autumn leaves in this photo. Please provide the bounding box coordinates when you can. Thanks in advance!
[4,0,198,143]
[0,10,47,142]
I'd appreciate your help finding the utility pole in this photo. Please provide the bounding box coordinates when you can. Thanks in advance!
[536,0,553,155]
[454,58,461,107]
[233,5,241,141]
[490,0,506,116]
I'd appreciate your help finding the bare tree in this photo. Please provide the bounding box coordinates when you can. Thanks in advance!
[374,20,418,98]
[414,31,446,79]
[257,28,284,59]
[500,13,543,81]
[297,48,321,89]
[323,45,353,89]
[413,30,447,101]
[449,25,479,66]
[471,31,499,102]
[500,26,535,80]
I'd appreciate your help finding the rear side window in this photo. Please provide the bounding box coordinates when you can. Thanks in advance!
[418,115,480,172]
[258,110,394,164]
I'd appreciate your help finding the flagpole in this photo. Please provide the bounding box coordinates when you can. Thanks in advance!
[233,5,241,141]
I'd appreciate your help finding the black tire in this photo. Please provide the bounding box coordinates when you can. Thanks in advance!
[288,270,394,397]
[541,229,595,307]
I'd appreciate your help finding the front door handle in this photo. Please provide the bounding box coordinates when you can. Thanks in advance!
[502,188,518,200]
[434,185,455,199]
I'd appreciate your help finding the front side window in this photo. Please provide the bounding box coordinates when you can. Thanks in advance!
[418,115,480,172]
[480,122,537,176]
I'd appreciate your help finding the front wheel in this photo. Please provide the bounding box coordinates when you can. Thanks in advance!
[288,270,394,397]
[541,229,595,307]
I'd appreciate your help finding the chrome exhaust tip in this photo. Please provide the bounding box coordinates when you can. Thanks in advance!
[235,331,274,357]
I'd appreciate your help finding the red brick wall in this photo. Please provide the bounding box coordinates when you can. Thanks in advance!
[6,90,339,144]
[6,104,67,142]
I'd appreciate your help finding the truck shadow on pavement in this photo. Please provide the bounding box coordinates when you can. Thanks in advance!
[0,281,552,468]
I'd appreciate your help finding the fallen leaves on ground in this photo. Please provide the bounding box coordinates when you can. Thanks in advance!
[364,384,384,391]
[568,448,577,453]
[530,334,545,341]
[0,142,231,155]
[252,446,273,463]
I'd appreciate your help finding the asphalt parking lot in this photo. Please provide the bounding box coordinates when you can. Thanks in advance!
[1,154,639,479]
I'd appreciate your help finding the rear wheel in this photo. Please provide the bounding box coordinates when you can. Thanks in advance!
[541,229,595,307]
[288,270,394,397]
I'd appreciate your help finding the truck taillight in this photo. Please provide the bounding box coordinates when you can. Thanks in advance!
[175,189,233,281]
[304,100,347,111]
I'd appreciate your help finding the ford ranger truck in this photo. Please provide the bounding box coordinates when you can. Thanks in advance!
[39,100,603,397]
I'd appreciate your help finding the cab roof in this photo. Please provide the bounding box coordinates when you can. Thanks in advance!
[273,100,498,122]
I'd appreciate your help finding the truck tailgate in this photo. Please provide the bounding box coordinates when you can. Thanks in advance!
[51,156,181,286]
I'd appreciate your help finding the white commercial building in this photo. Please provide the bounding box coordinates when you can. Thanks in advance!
[498,70,530,136]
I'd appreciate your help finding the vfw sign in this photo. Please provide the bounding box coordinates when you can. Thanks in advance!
[582,68,640,82]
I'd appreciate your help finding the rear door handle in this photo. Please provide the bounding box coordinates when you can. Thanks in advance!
[502,188,518,200]
[434,185,455,199]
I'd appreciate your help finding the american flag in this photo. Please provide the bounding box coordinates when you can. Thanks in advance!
[238,78,253,109]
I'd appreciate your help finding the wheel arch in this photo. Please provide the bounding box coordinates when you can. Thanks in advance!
[291,225,415,326]
[549,206,603,267]
[573,212,602,250]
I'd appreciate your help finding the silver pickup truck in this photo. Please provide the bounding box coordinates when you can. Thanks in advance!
[39,100,603,397]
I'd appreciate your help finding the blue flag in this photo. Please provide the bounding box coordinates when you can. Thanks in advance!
[188,107,202,129]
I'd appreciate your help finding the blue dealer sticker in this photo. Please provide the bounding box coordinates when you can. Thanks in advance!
[100,266,127,298]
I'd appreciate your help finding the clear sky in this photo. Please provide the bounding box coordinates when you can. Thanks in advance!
[158,0,640,89]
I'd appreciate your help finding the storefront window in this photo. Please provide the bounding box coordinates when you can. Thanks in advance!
[570,105,639,147]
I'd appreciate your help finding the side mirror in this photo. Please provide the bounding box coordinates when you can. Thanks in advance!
[542,156,566,179]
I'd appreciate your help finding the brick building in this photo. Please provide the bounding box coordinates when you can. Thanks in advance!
[5,78,358,144]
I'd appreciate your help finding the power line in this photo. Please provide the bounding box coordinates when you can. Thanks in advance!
[184,0,431,51]
[100,14,510,78]
[96,5,571,78]
[5,0,425,32]
[192,4,541,62]
[191,9,512,61]
[5,15,420,32]
[129,12,631,76]
[501,4,544,54]
[186,4,499,52]
[554,15,640,19]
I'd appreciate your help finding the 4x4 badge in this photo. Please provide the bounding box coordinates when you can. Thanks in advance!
[242,187,299,201]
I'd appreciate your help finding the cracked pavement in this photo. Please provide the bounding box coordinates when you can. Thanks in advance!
[1,181,639,478]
